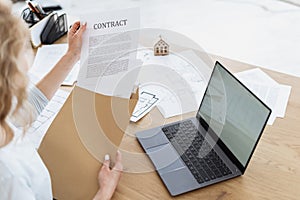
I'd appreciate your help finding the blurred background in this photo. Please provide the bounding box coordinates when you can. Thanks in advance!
[13,0,300,77]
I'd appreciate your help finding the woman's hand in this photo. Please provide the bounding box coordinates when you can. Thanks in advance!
[93,151,123,200]
[67,21,86,61]
[36,21,86,100]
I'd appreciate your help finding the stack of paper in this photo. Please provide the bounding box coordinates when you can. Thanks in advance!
[235,68,291,125]
[29,44,80,86]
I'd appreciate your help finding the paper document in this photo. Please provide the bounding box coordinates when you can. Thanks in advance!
[130,89,159,122]
[26,89,70,148]
[156,86,198,118]
[78,8,140,98]
[235,68,291,125]
[136,49,210,118]
[135,83,199,119]
[29,44,80,86]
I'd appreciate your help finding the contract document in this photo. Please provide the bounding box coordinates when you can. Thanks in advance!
[77,8,140,98]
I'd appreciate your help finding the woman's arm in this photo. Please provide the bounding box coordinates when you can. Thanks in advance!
[36,22,86,100]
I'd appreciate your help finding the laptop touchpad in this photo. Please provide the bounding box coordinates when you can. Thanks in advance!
[159,158,186,175]
[147,143,183,171]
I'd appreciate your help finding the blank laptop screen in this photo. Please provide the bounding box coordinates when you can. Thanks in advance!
[197,62,270,167]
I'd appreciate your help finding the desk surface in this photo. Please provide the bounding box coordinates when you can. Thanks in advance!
[39,43,300,199]
[114,56,300,200]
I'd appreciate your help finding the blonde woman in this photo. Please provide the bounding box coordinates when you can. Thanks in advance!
[0,0,122,199]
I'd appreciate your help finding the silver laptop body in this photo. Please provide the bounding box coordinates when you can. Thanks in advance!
[136,61,271,196]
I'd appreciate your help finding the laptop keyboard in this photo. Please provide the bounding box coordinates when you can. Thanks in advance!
[162,120,232,184]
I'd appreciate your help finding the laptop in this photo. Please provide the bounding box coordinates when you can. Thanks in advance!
[136,61,271,196]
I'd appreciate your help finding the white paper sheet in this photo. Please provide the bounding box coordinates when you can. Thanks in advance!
[130,89,160,122]
[157,89,197,118]
[77,8,140,98]
[235,68,292,125]
[276,85,292,118]
[136,49,209,118]
[29,44,80,85]
[135,83,199,119]
[234,68,278,86]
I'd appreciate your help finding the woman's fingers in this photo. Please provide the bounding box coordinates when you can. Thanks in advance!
[76,22,87,37]
[69,21,80,35]
[69,21,86,37]
[101,151,122,172]
[102,154,110,168]
[113,150,123,171]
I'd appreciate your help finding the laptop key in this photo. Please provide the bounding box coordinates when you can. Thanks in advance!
[206,171,216,180]
[213,169,223,178]
[194,173,204,184]
[198,169,210,182]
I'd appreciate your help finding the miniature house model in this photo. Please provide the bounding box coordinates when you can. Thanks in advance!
[154,36,169,56]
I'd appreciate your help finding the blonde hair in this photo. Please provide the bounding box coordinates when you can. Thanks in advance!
[0,0,32,137]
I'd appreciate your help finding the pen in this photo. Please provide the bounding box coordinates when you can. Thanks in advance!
[26,0,35,12]
[35,4,46,15]
[26,0,43,20]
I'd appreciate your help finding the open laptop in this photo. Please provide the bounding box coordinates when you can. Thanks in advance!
[136,61,271,196]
